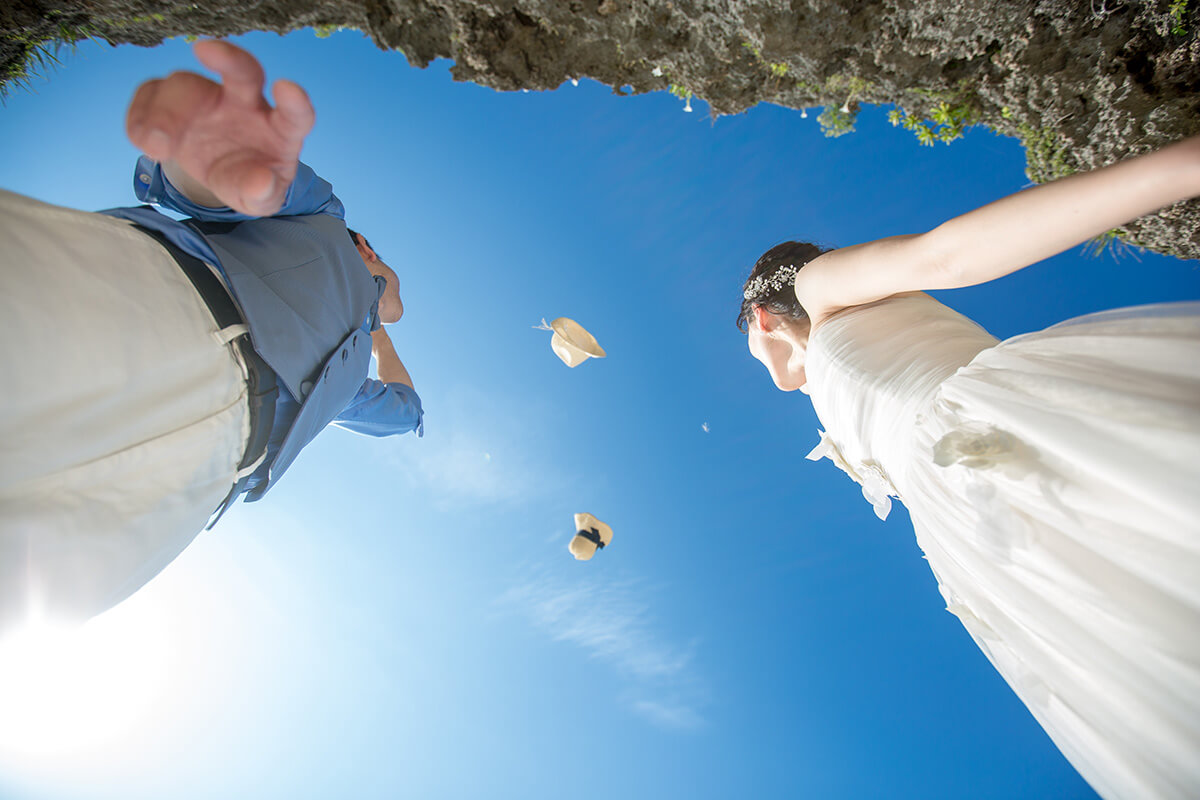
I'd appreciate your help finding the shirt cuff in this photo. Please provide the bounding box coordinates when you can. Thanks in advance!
[132,156,345,220]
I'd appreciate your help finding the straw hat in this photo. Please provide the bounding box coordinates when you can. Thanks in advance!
[549,317,606,368]
[568,513,613,561]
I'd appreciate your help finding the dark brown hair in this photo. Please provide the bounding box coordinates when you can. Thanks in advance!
[736,241,832,332]
[347,228,378,257]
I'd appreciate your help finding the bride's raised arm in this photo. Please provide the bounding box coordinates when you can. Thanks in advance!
[795,134,1200,325]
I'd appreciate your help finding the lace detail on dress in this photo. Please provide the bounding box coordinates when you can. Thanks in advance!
[932,423,1023,470]
[806,430,899,521]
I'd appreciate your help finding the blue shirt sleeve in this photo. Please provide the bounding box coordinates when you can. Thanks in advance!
[332,379,425,438]
[132,155,346,220]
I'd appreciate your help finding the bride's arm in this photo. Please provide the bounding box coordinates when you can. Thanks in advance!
[796,135,1200,323]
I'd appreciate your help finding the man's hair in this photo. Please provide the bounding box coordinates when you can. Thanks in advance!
[347,228,378,257]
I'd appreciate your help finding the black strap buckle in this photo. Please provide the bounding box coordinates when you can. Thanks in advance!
[577,527,605,549]
[206,336,278,530]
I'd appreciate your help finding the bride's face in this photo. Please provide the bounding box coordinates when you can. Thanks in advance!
[748,308,810,392]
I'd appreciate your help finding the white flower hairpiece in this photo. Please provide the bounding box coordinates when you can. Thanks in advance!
[743,263,800,301]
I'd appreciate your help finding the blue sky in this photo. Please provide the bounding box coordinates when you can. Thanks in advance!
[1,29,1197,800]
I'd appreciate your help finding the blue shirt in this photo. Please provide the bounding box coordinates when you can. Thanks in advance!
[241,377,423,495]
[101,157,423,495]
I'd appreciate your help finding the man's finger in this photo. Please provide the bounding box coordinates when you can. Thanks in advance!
[192,39,267,106]
[270,79,316,142]
[127,73,217,160]
[126,79,170,159]
[128,71,220,160]
[208,154,285,216]
[235,164,282,216]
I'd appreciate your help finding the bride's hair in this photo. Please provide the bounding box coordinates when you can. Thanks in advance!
[736,241,833,332]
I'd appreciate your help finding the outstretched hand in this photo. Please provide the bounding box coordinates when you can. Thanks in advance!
[125,40,314,216]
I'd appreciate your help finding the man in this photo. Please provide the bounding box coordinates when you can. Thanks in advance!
[0,41,422,632]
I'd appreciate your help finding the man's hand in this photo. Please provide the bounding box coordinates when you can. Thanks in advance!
[125,40,315,216]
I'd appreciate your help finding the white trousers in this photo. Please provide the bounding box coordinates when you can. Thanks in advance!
[0,188,249,633]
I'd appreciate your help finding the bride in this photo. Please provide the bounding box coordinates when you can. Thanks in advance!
[738,135,1200,800]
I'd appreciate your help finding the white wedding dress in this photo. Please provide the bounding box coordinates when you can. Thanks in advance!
[804,293,1200,800]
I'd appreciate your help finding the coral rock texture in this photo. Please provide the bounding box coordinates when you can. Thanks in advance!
[4,0,1199,256]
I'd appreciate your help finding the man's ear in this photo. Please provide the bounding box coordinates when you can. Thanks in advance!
[354,234,379,263]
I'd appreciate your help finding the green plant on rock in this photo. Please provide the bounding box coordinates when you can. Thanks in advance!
[824,73,872,99]
[1016,122,1075,184]
[995,106,1077,186]
[2,18,95,99]
[669,83,694,112]
[888,81,980,146]
[818,104,857,138]
[811,74,871,137]
[1084,229,1119,257]
[742,41,792,85]
[1082,228,1143,260]
[825,72,873,105]
[2,43,61,97]
[888,101,975,145]
[312,24,342,38]
[1169,0,1189,34]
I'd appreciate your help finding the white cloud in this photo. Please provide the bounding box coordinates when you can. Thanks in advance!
[498,569,706,730]
[628,698,706,731]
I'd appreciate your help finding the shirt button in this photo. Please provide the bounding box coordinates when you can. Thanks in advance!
[300,380,314,396]
[138,173,151,184]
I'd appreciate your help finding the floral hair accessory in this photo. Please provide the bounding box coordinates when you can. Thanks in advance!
[743,263,800,301]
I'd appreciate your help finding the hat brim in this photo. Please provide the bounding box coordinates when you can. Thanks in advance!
[551,332,592,367]
[551,318,606,358]
[568,535,599,560]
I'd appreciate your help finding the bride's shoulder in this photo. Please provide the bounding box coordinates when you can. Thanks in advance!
[793,232,935,318]
[807,291,932,335]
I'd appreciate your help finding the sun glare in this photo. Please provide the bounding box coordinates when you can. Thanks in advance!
[0,607,172,758]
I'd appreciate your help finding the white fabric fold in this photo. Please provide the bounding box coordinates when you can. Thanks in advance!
[803,293,1200,800]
